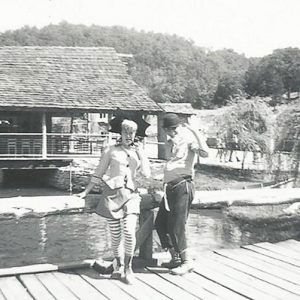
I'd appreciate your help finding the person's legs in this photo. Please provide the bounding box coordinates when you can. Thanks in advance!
[107,219,123,279]
[155,200,173,249]
[167,181,195,275]
[155,195,180,268]
[123,213,139,284]
[167,182,193,253]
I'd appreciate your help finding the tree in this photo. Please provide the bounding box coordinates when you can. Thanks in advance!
[270,48,300,99]
[213,72,245,106]
[244,48,300,101]
[274,102,300,185]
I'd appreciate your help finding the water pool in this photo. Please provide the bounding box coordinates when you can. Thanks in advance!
[1,208,299,269]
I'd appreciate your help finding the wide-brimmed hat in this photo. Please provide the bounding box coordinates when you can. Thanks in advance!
[163,113,181,128]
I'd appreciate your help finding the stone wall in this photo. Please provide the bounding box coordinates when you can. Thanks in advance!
[47,158,103,193]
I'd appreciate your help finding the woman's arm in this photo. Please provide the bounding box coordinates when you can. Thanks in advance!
[75,148,112,198]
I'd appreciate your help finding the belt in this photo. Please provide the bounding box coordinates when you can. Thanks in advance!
[163,176,192,211]
[166,175,192,188]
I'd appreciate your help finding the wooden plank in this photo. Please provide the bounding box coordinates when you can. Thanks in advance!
[193,257,279,300]
[184,272,248,300]
[0,289,5,300]
[0,260,94,278]
[212,250,300,298]
[233,247,300,275]
[196,254,298,299]
[54,271,107,300]
[112,269,172,300]
[243,244,300,267]
[76,268,134,300]
[145,267,200,300]
[0,276,33,300]
[276,240,300,252]
[149,270,221,300]
[35,272,78,300]
[138,270,195,300]
[254,242,300,261]
[215,248,300,286]
[137,210,154,260]
[19,274,55,300]
[272,242,300,257]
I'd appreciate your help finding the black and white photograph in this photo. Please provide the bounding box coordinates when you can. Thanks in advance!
[0,0,300,298]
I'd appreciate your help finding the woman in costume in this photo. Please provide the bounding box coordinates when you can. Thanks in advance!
[77,118,151,284]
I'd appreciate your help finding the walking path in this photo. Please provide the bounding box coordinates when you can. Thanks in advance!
[0,239,300,299]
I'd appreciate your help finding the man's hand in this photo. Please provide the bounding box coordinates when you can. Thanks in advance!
[153,174,164,181]
[181,123,194,132]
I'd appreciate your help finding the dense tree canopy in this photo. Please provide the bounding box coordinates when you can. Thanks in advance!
[244,48,300,102]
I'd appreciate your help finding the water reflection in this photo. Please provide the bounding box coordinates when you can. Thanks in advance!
[0,209,299,268]
[39,217,47,254]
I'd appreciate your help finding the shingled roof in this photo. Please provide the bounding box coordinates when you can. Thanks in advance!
[159,103,196,115]
[0,46,161,113]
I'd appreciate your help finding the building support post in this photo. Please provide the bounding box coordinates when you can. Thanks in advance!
[157,112,167,159]
[42,112,47,158]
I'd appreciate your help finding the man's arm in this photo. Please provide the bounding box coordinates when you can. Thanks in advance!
[183,123,209,157]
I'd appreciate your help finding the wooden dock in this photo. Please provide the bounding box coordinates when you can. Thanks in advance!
[0,239,300,299]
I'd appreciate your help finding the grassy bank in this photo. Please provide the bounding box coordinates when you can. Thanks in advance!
[139,162,263,191]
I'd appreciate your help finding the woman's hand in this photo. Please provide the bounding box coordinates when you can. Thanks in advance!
[74,191,88,199]
[133,141,145,156]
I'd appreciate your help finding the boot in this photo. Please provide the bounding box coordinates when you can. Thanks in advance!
[170,249,194,275]
[110,257,124,279]
[161,248,181,269]
[124,255,136,285]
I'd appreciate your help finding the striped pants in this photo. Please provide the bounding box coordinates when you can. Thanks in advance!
[107,214,138,258]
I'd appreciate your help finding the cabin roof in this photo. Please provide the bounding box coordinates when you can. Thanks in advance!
[0,47,161,113]
[159,102,195,115]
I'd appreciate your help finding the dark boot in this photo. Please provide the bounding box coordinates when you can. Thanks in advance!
[110,257,124,279]
[124,255,136,284]
[161,248,181,269]
[170,249,194,275]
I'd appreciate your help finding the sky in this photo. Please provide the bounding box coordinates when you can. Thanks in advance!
[0,0,300,57]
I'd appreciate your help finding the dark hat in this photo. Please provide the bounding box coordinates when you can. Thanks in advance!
[108,111,150,137]
[163,113,181,128]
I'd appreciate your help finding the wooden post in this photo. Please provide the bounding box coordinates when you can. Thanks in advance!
[42,113,47,158]
[136,209,154,261]
[107,113,113,146]
[157,112,167,159]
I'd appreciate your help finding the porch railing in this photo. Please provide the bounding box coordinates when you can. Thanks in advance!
[0,133,109,158]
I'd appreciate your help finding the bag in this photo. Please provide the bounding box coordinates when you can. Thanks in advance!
[95,193,125,219]
[95,177,131,219]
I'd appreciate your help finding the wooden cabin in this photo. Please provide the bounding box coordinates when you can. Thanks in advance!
[0,46,162,169]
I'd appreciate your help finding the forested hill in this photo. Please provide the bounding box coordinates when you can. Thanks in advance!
[0,22,299,108]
